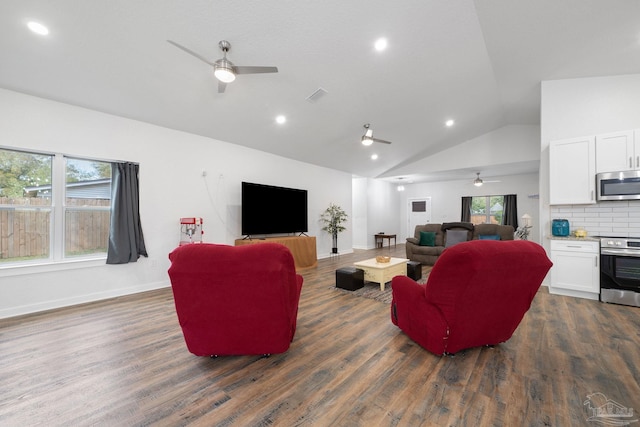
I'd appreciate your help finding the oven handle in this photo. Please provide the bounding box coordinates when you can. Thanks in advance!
[601,248,640,257]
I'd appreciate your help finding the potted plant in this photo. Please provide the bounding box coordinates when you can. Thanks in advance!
[320,203,348,254]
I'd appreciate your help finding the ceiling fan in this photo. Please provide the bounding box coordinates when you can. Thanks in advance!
[361,124,392,146]
[167,40,278,93]
[473,172,501,186]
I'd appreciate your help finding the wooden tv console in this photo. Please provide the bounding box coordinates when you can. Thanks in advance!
[234,236,317,269]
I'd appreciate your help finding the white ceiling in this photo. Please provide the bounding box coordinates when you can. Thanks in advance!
[2,1,640,184]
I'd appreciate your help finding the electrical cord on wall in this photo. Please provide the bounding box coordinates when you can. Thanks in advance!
[202,172,238,238]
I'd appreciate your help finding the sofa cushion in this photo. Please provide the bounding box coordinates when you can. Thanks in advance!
[419,231,436,246]
[413,223,444,247]
[473,224,515,240]
[479,234,501,240]
[445,230,468,248]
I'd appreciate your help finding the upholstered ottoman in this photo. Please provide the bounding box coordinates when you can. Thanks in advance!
[407,261,422,281]
[335,267,364,291]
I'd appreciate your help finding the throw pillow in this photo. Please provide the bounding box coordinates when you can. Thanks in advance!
[479,234,501,240]
[419,231,436,246]
[445,230,468,248]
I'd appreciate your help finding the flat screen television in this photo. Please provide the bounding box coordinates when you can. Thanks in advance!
[241,181,308,236]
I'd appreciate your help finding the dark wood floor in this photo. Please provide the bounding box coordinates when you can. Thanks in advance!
[1,244,639,426]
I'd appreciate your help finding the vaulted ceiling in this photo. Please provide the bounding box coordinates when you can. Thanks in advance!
[2,1,640,183]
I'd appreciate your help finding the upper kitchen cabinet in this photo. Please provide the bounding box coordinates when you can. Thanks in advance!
[550,136,596,205]
[595,130,637,173]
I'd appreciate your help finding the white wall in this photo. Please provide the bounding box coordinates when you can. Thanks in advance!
[351,177,368,249]
[398,173,540,242]
[351,177,401,249]
[0,89,353,318]
[540,74,640,248]
[389,124,540,177]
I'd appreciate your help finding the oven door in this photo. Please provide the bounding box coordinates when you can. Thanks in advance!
[600,253,640,307]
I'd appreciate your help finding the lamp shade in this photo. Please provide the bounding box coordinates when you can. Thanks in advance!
[522,213,532,227]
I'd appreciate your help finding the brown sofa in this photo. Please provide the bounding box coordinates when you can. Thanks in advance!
[405,222,515,265]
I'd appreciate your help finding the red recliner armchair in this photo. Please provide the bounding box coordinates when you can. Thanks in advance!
[391,240,552,355]
[168,242,304,356]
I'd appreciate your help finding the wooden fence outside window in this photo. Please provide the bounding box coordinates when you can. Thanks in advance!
[0,197,110,261]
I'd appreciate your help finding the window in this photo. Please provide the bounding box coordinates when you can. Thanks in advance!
[0,148,111,265]
[64,158,112,257]
[0,149,52,262]
[470,195,504,225]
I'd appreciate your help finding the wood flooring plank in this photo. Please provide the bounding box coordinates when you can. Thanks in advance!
[1,244,639,426]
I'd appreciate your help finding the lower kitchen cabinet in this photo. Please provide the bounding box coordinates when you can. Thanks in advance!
[549,239,600,300]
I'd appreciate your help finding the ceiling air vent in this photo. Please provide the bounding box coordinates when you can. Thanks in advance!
[305,87,328,103]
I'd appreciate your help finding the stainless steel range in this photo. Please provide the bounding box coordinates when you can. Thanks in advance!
[599,236,640,307]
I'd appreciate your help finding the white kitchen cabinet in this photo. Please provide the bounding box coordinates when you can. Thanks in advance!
[549,136,596,205]
[595,130,636,173]
[549,239,599,300]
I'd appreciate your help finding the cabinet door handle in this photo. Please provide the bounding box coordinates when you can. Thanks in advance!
[636,155,639,168]
[595,256,598,268]
[591,190,594,201]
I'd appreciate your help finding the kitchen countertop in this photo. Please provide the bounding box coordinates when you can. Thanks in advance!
[547,235,600,242]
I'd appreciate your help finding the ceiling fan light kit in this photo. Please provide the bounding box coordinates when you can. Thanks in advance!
[214,60,236,83]
[167,39,277,92]
[361,124,392,146]
[474,172,483,186]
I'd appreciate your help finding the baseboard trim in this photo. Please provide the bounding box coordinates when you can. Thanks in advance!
[317,249,354,260]
[0,280,170,319]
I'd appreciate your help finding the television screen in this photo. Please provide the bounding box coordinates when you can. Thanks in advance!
[241,182,308,236]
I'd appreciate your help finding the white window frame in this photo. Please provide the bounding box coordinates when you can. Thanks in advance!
[0,148,112,276]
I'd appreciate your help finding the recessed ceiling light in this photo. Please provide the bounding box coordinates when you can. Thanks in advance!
[371,154,378,160]
[27,21,49,36]
[374,38,388,52]
[275,115,286,124]
[445,119,455,127]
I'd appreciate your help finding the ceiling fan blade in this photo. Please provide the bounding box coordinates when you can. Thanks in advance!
[372,137,392,145]
[234,66,278,74]
[218,80,227,93]
[167,40,215,66]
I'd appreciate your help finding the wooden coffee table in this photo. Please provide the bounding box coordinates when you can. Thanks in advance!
[353,257,409,291]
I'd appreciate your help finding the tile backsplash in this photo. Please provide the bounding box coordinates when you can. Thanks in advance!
[551,200,640,237]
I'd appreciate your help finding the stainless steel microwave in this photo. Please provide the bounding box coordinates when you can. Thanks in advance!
[597,170,640,201]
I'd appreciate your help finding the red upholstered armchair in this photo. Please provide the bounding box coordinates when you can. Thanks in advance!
[168,243,303,356]
[391,240,552,355]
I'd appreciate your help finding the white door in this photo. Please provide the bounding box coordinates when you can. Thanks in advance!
[407,198,431,238]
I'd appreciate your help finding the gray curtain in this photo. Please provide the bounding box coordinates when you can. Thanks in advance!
[503,194,518,227]
[107,162,148,264]
[461,197,472,222]
[460,197,472,222]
